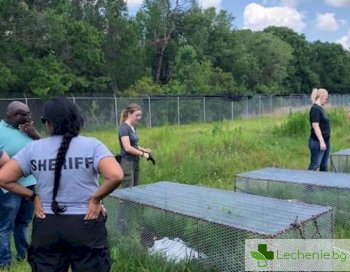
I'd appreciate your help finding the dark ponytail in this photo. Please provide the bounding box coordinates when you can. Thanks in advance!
[42,96,83,214]
[51,133,73,213]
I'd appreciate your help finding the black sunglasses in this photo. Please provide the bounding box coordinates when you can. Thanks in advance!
[17,111,31,117]
[40,117,48,124]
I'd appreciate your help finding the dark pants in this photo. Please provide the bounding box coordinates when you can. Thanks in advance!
[28,214,110,272]
[308,138,330,171]
[120,158,140,188]
[116,159,140,234]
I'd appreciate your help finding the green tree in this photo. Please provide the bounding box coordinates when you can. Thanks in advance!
[181,6,235,67]
[18,55,71,96]
[103,0,145,92]
[124,76,162,96]
[135,0,190,84]
[1,0,348,97]
[225,30,260,93]
[0,62,16,92]
[264,26,319,93]
[310,41,350,93]
[171,45,235,94]
[0,1,108,95]
[229,30,293,94]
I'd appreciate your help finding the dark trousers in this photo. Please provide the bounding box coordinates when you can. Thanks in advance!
[120,158,140,188]
[28,214,110,272]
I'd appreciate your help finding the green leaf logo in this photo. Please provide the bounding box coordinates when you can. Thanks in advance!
[250,251,266,261]
[250,251,268,268]
[250,243,274,268]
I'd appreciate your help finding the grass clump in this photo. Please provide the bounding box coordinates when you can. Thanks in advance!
[272,110,309,137]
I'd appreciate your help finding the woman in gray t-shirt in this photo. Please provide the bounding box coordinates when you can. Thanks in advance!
[0,97,123,272]
[118,103,152,187]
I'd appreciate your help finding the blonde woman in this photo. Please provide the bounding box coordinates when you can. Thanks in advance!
[118,103,151,187]
[308,88,330,171]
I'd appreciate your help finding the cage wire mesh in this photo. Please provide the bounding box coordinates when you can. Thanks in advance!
[331,149,350,173]
[234,167,350,238]
[104,181,333,272]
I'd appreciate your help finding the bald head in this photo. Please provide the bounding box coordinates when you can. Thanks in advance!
[5,101,31,127]
[7,101,29,115]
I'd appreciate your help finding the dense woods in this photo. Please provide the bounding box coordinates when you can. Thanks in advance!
[1,0,350,97]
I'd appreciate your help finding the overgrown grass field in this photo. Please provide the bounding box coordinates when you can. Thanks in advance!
[10,107,350,271]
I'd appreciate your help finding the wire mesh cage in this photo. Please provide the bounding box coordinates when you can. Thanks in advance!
[104,181,333,272]
[331,149,350,173]
[234,167,350,238]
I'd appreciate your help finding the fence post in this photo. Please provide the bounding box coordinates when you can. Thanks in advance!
[70,93,76,104]
[280,96,283,113]
[177,96,180,125]
[203,97,206,122]
[297,95,299,107]
[245,96,249,117]
[147,95,152,127]
[259,95,262,116]
[231,101,234,120]
[23,93,28,105]
[270,95,273,114]
[113,94,118,130]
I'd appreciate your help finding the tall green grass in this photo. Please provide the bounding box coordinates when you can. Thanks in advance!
[10,107,350,271]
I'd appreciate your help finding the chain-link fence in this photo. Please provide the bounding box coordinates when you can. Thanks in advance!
[1,94,349,130]
[104,182,333,272]
[234,167,350,238]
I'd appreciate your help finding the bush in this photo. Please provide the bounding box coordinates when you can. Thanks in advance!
[273,110,309,137]
[328,108,347,128]
[273,107,348,138]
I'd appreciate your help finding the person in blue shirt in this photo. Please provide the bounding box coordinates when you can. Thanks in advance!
[0,101,40,268]
[0,96,123,272]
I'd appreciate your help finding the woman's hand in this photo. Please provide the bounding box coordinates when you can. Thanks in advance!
[34,196,46,219]
[100,203,107,217]
[144,148,152,153]
[85,197,103,220]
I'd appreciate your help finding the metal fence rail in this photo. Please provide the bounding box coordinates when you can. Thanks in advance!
[0,94,349,129]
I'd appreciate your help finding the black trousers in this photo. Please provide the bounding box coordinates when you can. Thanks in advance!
[28,214,110,272]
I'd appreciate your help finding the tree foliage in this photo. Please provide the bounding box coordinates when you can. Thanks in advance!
[0,1,349,96]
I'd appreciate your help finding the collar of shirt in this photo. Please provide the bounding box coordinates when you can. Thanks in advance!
[1,120,17,130]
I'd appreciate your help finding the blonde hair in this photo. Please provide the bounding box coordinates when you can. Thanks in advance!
[119,103,142,124]
[310,88,328,103]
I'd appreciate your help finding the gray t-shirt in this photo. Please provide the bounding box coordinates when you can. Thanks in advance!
[14,135,113,215]
[119,123,139,161]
